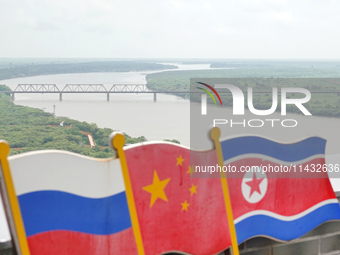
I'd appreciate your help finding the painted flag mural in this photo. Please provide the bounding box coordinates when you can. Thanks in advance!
[7,150,138,255]
[1,130,340,255]
[124,143,231,255]
[218,135,340,243]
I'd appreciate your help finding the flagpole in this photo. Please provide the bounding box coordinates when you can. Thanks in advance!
[111,133,145,255]
[0,141,30,255]
[210,128,239,255]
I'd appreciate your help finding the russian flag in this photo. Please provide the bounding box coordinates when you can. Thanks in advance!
[219,136,340,244]
[8,151,138,255]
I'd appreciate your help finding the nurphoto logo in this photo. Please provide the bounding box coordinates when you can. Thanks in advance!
[198,82,312,128]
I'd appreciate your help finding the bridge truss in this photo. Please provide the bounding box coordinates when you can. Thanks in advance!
[14,84,60,92]
[5,83,340,101]
[12,84,192,93]
[9,84,192,101]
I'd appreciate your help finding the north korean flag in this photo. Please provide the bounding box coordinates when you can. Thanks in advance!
[219,136,340,244]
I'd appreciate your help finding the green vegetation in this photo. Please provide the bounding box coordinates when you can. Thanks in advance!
[0,85,149,158]
[0,61,177,80]
[163,139,180,144]
[209,60,340,70]
[146,62,340,117]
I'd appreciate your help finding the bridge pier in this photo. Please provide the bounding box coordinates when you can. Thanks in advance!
[11,93,15,101]
[107,93,110,101]
[59,93,62,101]
[154,93,157,102]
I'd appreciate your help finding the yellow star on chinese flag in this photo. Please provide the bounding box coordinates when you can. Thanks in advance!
[187,165,194,175]
[181,200,190,211]
[143,170,171,208]
[189,184,197,196]
[176,155,184,166]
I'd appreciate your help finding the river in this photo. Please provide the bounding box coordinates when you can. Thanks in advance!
[0,63,216,146]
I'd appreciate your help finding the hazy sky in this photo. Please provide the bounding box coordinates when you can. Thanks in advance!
[0,0,339,58]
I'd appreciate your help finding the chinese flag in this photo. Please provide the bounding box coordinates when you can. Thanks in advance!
[124,143,231,255]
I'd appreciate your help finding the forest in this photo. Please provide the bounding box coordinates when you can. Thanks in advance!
[146,62,340,117]
[0,85,156,158]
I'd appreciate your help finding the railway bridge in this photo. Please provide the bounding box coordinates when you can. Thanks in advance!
[1,84,194,102]
[0,84,339,102]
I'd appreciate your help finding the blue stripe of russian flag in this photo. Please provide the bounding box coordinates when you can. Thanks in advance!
[18,191,131,237]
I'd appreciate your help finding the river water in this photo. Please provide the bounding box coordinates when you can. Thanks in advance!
[1,63,340,241]
[0,64,204,146]
[0,63,220,146]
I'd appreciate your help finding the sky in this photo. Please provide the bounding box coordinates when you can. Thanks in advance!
[0,0,339,59]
